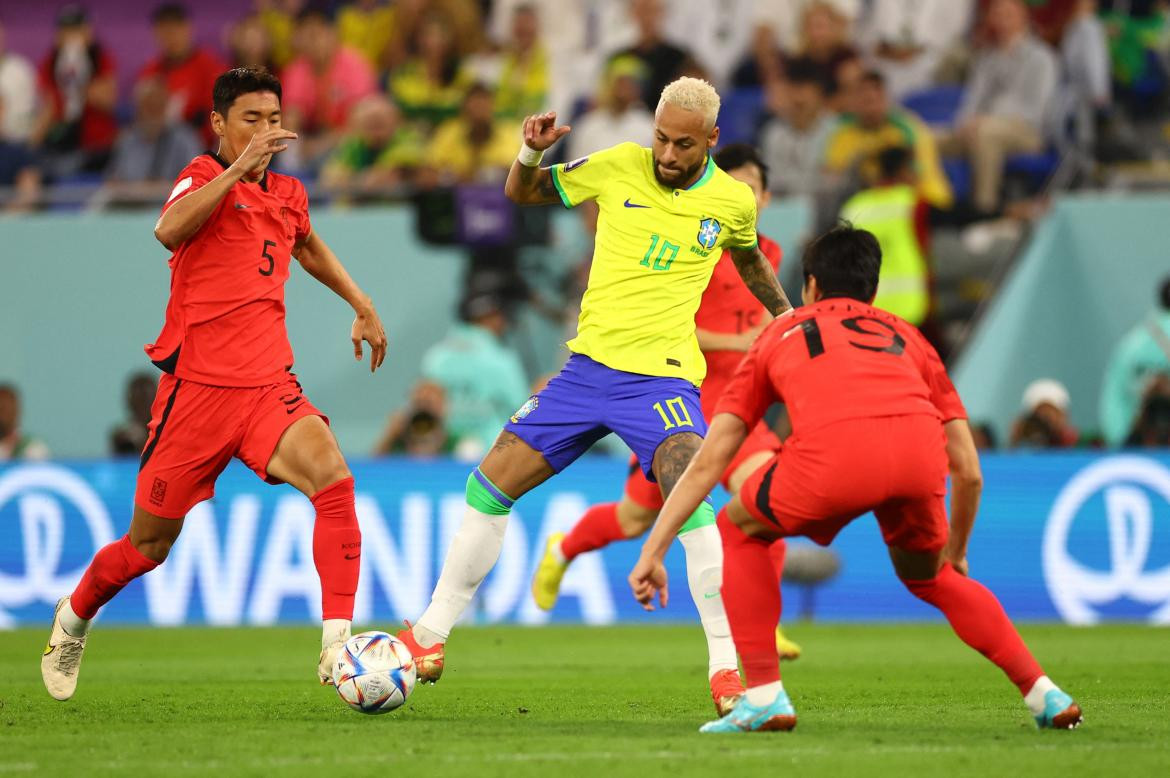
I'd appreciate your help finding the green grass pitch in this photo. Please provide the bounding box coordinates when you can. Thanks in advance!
[1,624,1166,776]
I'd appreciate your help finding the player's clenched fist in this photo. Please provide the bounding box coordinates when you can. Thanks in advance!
[233,128,298,174]
[522,111,570,152]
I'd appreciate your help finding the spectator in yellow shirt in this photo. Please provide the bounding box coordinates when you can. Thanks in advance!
[255,0,301,68]
[425,83,518,183]
[386,14,473,127]
[492,4,548,120]
[825,70,953,210]
[337,0,396,68]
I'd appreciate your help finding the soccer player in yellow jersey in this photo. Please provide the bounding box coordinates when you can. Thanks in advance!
[396,78,792,715]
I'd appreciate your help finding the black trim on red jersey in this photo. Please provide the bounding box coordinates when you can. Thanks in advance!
[139,379,182,472]
[755,461,781,526]
[204,150,268,191]
[627,459,640,478]
[151,346,181,375]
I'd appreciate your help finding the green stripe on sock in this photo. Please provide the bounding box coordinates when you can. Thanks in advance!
[678,501,715,535]
[465,471,514,515]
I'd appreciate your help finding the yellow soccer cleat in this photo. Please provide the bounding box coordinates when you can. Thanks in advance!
[776,625,802,661]
[531,532,569,611]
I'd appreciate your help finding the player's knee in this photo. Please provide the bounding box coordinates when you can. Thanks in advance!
[889,545,942,584]
[133,533,176,563]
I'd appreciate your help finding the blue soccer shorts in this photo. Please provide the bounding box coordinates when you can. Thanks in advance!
[504,353,707,481]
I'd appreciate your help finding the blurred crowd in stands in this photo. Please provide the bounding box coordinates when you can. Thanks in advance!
[0,0,1166,214]
[2,0,1170,460]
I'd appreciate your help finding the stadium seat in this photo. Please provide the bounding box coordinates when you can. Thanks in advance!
[901,84,965,127]
[717,87,765,145]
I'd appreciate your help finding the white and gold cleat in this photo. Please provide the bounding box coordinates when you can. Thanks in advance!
[41,596,88,701]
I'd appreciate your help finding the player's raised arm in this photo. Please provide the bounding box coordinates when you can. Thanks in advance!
[503,111,571,206]
[628,413,749,610]
[294,230,388,373]
[729,245,792,317]
[154,128,296,250]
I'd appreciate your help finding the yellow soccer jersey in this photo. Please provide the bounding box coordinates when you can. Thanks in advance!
[550,142,758,385]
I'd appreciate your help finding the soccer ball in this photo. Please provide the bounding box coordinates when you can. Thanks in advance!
[332,631,416,714]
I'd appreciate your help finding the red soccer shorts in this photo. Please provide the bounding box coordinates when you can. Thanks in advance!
[624,421,782,511]
[135,372,327,518]
[739,414,949,553]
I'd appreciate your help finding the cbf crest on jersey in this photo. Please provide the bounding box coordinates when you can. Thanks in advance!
[697,218,722,251]
[511,396,539,423]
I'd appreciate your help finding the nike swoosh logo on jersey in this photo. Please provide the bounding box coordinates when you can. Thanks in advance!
[234,203,250,209]
[703,591,719,599]
[344,553,360,560]
[624,198,650,208]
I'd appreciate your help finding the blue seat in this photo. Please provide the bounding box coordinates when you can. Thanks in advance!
[901,85,965,127]
[717,88,765,145]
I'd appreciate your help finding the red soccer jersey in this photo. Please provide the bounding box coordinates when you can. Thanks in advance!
[716,298,966,437]
[145,153,311,387]
[694,233,783,417]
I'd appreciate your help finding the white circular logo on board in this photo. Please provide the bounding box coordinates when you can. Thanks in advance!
[0,465,116,627]
[1042,456,1170,625]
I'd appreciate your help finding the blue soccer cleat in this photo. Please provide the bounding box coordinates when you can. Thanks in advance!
[1034,689,1083,729]
[699,688,797,733]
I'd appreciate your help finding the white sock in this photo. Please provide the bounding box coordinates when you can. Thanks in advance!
[322,618,351,649]
[60,600,90,638]
[414,504,508,647]
[677,524,738,677]
[1024,675,1057,716]
[745,681,785,706]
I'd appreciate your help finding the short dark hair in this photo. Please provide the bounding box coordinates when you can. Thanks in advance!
[464,82,494,102]
[151,3,188,24]
[212,67,282,117]
[296,5,333,25]
[784,57,829,93]
[801,224,882,302]
[1160,276,1170,311]
[714,143,769,191]
[876,145,912,180]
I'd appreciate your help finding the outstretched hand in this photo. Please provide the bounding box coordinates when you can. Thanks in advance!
[522,112,571,152]
[629,552,669,611]
[351,308,388,373]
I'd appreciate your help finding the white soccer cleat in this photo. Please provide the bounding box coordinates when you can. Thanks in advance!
[318,641,345,685]
[41,596,88,701]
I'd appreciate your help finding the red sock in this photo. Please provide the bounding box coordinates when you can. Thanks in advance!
[768,539,786,586]
[312,477,361,621]
[70,535,160,619]
[902,563,1044,694]
[560,502,627,560]
[717,508,781,687]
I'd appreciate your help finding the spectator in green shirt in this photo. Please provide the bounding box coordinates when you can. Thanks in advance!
[420,293,529,459]
[319,94,424,198]
[1100,277,1170,447]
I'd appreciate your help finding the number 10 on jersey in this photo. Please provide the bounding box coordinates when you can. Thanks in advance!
[653,397,694,430]
[641,234,679,271]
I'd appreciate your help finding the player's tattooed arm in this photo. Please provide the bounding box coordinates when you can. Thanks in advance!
[729,245,792,317]
[505,162,561,205]
[503,111,570,206]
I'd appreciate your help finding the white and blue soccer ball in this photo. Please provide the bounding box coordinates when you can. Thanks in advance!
[332,631,416,714]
